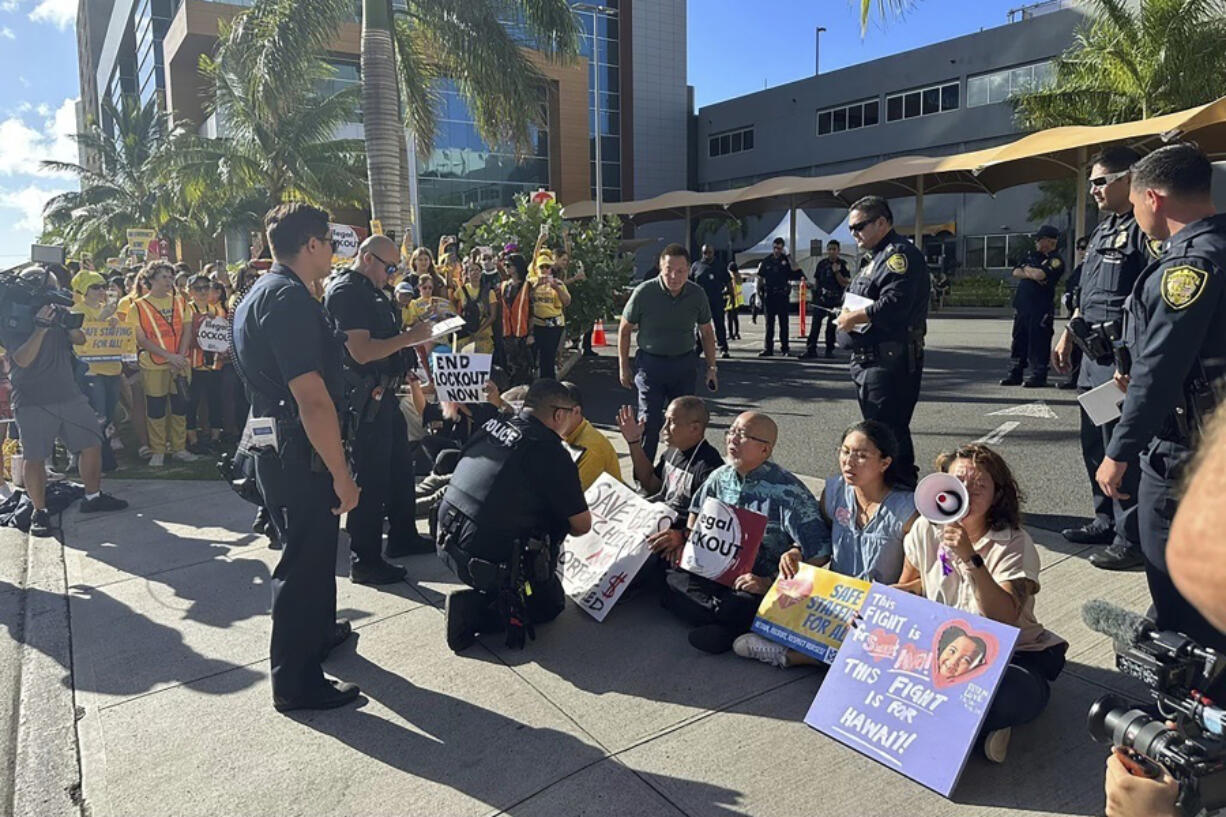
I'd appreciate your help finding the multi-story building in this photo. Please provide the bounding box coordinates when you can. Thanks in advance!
[693,4,1086,273]
[77,0,689,253]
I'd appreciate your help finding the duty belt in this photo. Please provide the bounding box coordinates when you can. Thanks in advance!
[850,341,904,366]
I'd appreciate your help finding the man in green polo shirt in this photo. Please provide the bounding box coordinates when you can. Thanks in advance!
[619,243,719,460]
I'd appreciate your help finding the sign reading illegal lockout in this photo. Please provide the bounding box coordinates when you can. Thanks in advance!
[679,497,767,587]
[431,353,492,403]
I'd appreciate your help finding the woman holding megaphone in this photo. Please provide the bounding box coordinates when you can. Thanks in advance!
[896,444,1067,764]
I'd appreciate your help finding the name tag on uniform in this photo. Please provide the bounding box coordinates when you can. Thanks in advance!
[239,415,279,452]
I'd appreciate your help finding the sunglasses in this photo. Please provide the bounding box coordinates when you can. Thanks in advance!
[849,217,877,233]
[1088,169,1130,189]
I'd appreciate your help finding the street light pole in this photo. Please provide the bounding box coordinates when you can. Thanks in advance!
[815,26,826,75]
[573,3,618,223]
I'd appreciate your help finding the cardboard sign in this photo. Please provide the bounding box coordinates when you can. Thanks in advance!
[431,353,492,403]
[557,474,675,621]
[195,316,230,353]
[126,228,158,261]
[752,565,871,663]
[679,497,767,587]
[77,318,137,362]
[804,584,1020,797]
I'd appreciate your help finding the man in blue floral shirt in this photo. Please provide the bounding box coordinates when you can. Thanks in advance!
[663,411,830,654]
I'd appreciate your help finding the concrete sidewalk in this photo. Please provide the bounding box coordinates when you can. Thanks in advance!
[37,439,1151,817]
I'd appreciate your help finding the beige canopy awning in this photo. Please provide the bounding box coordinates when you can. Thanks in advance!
[833,150,1002,201]
[560,189,733,224]
[724,172,860,217]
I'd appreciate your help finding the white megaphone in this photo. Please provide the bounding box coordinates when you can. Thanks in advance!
[915,473,970,525]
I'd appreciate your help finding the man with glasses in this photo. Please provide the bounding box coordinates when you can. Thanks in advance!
[1051,146,1149,571]
[437,379,592,652]
[836,195,930,489]
[757,238,803,357]
[324,234,436,586]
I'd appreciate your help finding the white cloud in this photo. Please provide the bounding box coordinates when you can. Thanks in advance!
[0,97,79,177]
[0,183,70,232]
[28,0,73,29]
[0,26,14,39]
[0,1,18,12]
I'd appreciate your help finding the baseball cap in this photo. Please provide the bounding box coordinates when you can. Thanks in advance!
[72,270,106,295]
[1035,225,1060,240]
[394,281,415,296]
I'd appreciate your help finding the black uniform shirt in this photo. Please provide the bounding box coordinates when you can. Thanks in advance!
[757,253,801,298]
[841,229,930,348]
[815,257,850,295]
[648,438,725,528]
[232,263,345,418]
[323,269,405,377]
[1012,250,1064,313]
[1079,211,1151,325]
[690,260,730,306]
[1107,214,1226,462]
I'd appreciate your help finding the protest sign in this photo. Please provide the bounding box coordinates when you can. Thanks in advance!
[557,474,674,621]
[431,353,492,403]
[77,319,137,363]
[195,316,230,353]
[125,228,158,261]
[679,497,767,587]
[329,223,368,265]
[804,584,1019,797]
[751,565,871,663]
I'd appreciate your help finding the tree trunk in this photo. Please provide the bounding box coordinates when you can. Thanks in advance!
[362,0,403,241]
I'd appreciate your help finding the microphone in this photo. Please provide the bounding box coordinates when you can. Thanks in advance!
[1082,599,1154,647]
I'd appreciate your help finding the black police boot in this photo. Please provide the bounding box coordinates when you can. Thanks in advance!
[1057,379,1078,390]
[824,347,835,359]
[350,558,408,585]
[999,370,1024,386]
[1061,520,1115,545]
[445,589,484,652]
[1022,375,1048,388]
[758,349,774,358]
[1089,543,1145,571]
[798,348,820,359]
[321,619,354,660]
[273,679,361,713]
[386,531,435,558]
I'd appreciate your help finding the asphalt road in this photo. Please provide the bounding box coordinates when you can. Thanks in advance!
[569,312,1091,534]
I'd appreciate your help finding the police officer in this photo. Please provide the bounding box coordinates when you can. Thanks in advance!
[801,239,851,359]
[757,237,803,357]
[836,196,930,489]
[1052,146,1151,570]
[1001,225,1064,387]
[324,235,434,586]
[232,203,360,712]
[1057,236,1090,390]
[436,379,592,652]
[1098,143,1226,656]
[690,244,733,358]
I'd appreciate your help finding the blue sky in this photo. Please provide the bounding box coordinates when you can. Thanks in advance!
[0,0,1026,264]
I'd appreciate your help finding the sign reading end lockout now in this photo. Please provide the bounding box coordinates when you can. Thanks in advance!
[431,353,492,403]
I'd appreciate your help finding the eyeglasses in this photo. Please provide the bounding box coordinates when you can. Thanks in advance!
[726,427,771,445]
[839,447,879,463]
[1088,169,1130,188]
[849,217,877,234]
[315,235,339,254]
[549,404,578,415]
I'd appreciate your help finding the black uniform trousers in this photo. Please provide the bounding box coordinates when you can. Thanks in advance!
[763,293,790,354]
[634,349,697,462]
[1139,440,1226,677]
[851,345,923,489]
[255,438,340,702]
[806,304,838,354]
[1007,308,1054,378]
[1078,404,1140,547]
[709,298,728,351]
[347,393,417,565]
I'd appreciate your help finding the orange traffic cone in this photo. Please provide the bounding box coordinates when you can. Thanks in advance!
[592,320,607,347]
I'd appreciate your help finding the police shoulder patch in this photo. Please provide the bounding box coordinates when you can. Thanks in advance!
[1050,257,1062,269]
[1159,265,1209,310]
[886,253,908,274]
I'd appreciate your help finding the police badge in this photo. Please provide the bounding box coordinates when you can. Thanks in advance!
[1114,230,1129,249]
[1160,265,1208,310]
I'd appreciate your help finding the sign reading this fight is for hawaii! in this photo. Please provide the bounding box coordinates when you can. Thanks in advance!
[557,474,674,621]
[679,497,767,587]
[751,565,871,663]
[804,584,1019,797]
[431,353,492,403]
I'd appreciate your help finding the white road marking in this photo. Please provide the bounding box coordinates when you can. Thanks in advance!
[987,401,1057,420]
[975,421,1019,445]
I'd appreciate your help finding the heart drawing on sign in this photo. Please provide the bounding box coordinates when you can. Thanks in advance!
[930,619,1000,689]
[774,576,813,610]
[863,628,899,662]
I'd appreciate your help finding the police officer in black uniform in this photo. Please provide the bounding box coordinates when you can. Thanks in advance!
[836,196,930,489]
[436,378,592,652]
[1098,143,1226,656]
[1052,146,1151,570]
[801,239,851,359]
[1001,225,1064,387]
[231,203,361,712]
[324,235,435,586]
[691,244,732,358]
[757,237,803,357]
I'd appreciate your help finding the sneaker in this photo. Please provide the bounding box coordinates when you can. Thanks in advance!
[1061,520,1114,545]
[80,493,129,514]
[171,450,200,463]
[733,633,790,667]
[30,509,53,538]
[1089,543,1145,571]
[148,453,164,468]
[110,436,124,451]
[984,727,1011,764]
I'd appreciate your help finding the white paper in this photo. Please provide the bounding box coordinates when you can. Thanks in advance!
[841,293,875,334]
[1078,380,1127,427]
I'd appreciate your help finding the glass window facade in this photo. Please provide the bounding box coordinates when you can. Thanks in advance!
[886,81,959,122]
[577,0,621,202]
[818,98,878,136]
[965,233,1029,269]
[135,0,173,113]
[708,126,754,157]
[967,60,1054,107]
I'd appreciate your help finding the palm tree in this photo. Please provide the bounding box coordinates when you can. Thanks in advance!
[1013,0,1226,128]
[361,0,403,240]
[858,0,912,32]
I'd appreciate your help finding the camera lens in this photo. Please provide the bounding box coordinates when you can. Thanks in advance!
[1088,694,1180,760]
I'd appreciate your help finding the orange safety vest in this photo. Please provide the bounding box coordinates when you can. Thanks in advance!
[189,302,225,370]
[134,295,186,366]
[502,280,532,338]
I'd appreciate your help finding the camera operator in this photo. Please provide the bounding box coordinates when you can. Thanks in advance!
[0,267,127,536]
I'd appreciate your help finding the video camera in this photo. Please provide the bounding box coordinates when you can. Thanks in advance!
[1083,599,1226,816]
[0,265,83,337]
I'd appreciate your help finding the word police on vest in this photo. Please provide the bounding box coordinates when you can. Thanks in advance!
[915,473,970,525]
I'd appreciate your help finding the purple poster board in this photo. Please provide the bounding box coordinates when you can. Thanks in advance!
[803,584,1020,797]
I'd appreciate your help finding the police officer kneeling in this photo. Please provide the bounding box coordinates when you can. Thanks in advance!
[436,379,592,651]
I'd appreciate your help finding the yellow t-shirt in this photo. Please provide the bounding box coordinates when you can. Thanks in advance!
[127,293,181,369]
[116,294,136,322]
[565,419,622,490]
[532,280,569,326]
[72,302,123,376]
[403,296,451,326]
[453,283,499,353]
